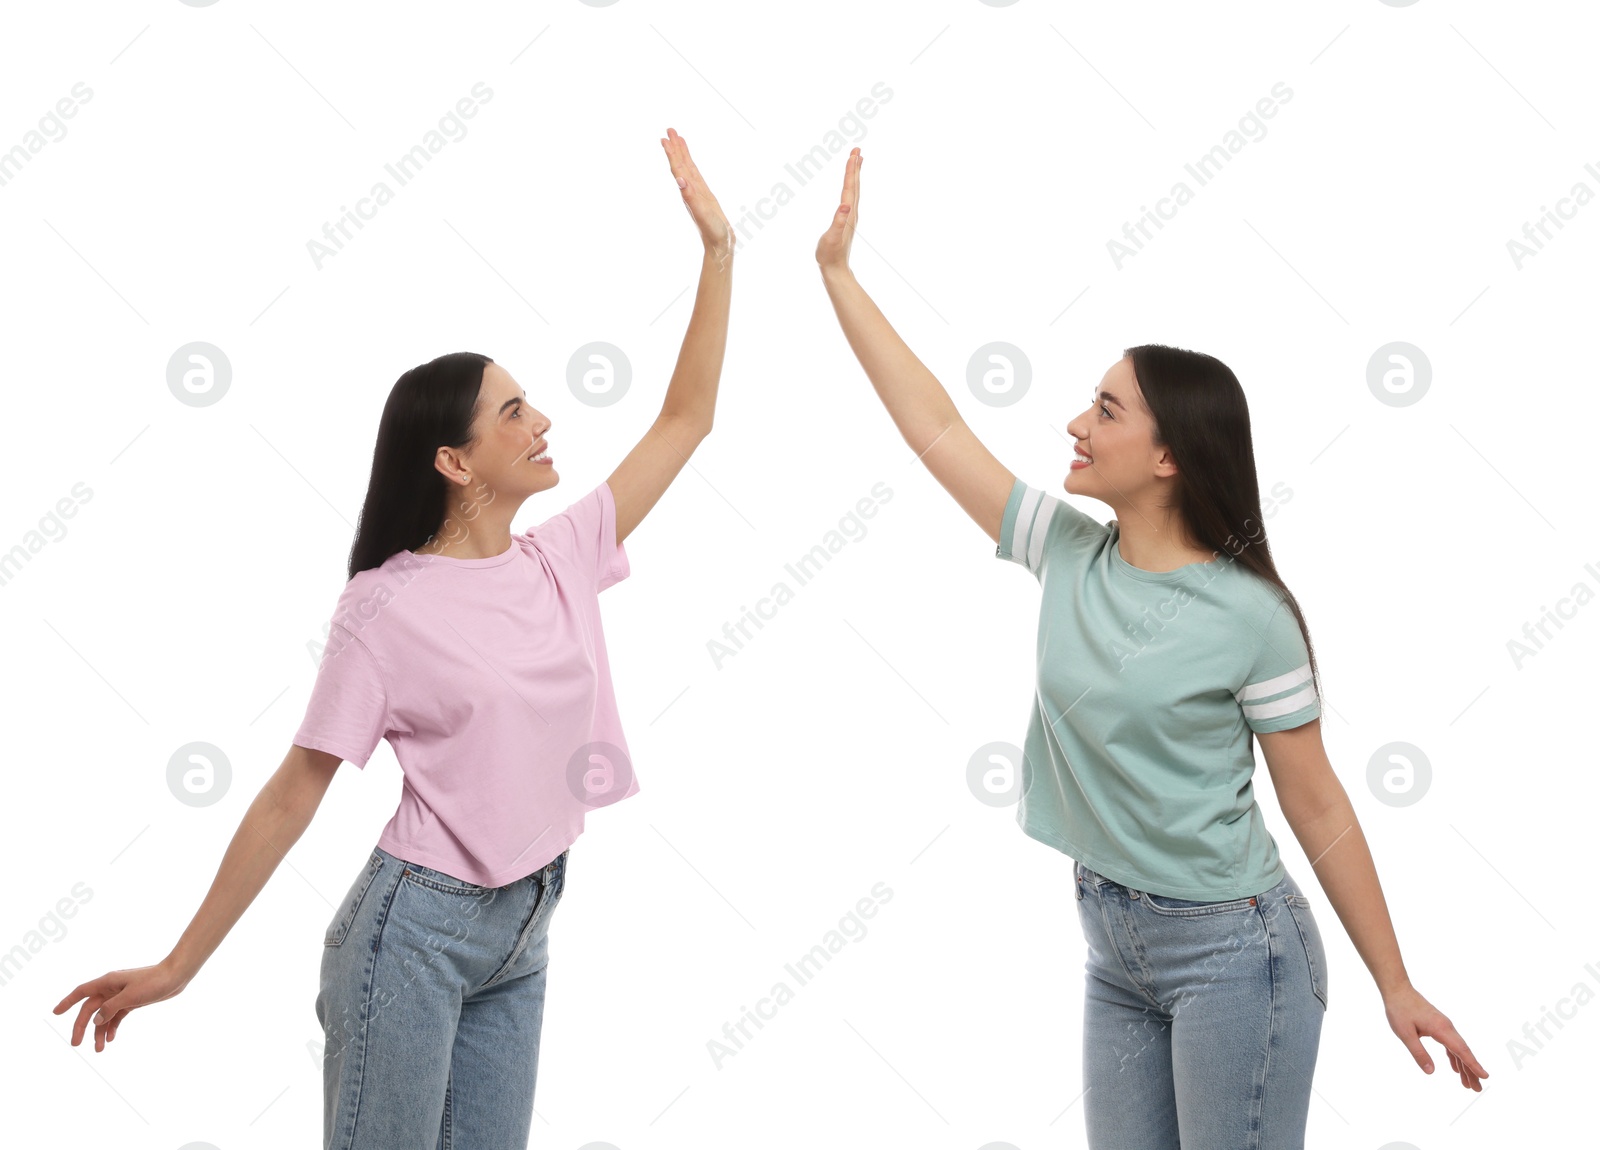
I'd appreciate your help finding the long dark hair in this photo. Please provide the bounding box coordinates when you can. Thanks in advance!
[1123,343,1322,710]
[347,351,494,580]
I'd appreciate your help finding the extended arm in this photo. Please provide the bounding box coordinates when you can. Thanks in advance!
[53,744,340,1050]
[815,147,1014,546]
[1260,719,1490,1090]
[609,129,732,548]
[163,745,339,982]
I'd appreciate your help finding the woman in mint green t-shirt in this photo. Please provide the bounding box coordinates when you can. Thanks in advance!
[815,147,1489,1147]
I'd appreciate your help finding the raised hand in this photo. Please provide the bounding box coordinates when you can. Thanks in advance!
[660,127,733,266]
[815,147,862,274]
[52,960,188,1053]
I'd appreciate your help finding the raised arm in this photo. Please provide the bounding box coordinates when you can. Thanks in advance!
[608,128,734,547]
[815,148,1015,546]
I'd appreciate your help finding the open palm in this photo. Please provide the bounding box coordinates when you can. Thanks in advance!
[661,127,733,263]
[816,146,862,272]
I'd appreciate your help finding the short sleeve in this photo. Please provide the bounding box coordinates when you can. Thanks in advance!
[994,476,1105,581]
[293,623,389,768]
[525,481,630,592]
[1236,601,1320,733]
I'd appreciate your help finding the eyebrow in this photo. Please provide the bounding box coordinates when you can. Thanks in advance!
[1097,389,1126,411]
[497,393,526,417]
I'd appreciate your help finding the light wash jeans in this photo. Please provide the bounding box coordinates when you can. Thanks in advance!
[315,844,569,1150]
[1074,858,1327,1150]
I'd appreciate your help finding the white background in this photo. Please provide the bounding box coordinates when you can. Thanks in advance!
[3,1,1595,1147]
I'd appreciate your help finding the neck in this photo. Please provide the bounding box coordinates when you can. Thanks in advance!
[1111,500,1213,572]
[416,491,522,559]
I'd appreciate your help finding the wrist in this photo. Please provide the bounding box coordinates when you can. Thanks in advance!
[819,262,855,287]
[1377,971,1413,999]
[162,949,199,988]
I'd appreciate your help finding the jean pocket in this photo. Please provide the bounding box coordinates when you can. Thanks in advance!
[401,859,491,896]
[325,850,384,947]
[1283,893,1329,1009]
[1141,889,1259,916]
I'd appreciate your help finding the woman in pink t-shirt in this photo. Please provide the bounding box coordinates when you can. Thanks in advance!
[53,128,735,1149]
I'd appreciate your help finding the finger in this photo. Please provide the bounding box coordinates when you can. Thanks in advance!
[1438,1024,1490,1079]
[1399,1028,1432,1072]
[662,139,685,190]
[93,994,124,1030]
[661,131,685,187]
[667,128,692,181]
[670,126,695,167]
[53,980,100,1014]
[834,154,861,227]
[71,999,101,1046]
[837,152,862,231]
[1450,1051,1481,1086]
[94,1005,120,1049]
[680,154,705,198]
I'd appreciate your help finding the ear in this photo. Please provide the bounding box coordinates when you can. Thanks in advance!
[433,446,465,483]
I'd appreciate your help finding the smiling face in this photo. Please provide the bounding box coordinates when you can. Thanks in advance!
[450,360,559,499]
[1063,355,1177,502]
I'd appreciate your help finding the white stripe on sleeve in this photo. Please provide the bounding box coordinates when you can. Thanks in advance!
[1008,486,1059,573]
[1236,662,1315,723]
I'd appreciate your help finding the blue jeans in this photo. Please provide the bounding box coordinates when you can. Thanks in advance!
[1074,858,1327,1150]
[315,844,569,1150]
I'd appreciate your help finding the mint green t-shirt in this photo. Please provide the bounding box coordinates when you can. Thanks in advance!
[996,477,1320,900]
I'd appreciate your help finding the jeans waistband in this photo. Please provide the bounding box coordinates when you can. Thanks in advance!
[1074,859,1113,888]
[1074,856,1296,904]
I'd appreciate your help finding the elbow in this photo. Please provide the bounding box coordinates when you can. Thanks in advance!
[1285,788,1354,841]
[660,412,712,441]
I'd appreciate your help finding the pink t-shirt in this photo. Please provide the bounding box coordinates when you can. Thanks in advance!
[293,480,639,887]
